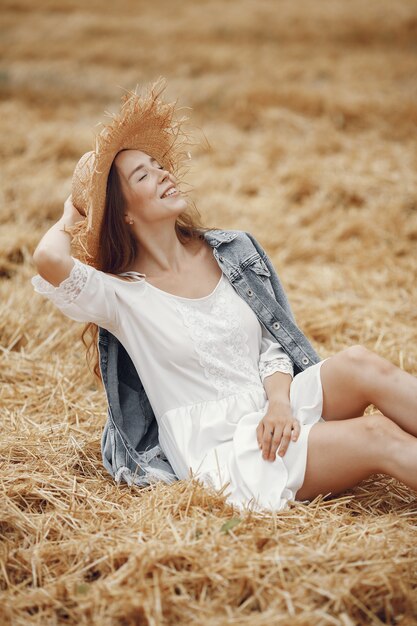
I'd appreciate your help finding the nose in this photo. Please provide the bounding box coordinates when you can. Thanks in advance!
[158,165,170,181]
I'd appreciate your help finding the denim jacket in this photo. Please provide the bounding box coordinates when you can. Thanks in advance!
[97,228,322,488]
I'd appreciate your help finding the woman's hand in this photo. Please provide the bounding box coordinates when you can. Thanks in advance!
[256,401,300,461]
[33,194,86,261]
[62,194,86,224]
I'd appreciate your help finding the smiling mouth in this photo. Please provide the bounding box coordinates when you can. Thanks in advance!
[161,188,179,198]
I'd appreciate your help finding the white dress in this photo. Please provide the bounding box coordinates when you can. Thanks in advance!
[31,257,328,513]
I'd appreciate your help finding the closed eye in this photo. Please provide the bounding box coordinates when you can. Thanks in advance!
[138,165,164,182]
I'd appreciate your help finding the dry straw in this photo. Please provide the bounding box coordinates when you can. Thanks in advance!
[2,0,417,623]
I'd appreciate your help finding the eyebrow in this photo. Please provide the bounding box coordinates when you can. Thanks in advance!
[128,157,158,181]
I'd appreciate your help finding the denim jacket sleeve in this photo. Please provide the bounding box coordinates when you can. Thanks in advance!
[259,324,294,383]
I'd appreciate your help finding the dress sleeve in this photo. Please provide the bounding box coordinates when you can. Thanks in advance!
[31,256,119,329]
[258,324,294,383]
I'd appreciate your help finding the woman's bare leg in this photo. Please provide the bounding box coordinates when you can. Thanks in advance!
[295,413,417,502]
[319,345,417,437]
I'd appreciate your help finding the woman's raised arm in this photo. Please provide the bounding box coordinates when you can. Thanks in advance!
[33,195,85,287]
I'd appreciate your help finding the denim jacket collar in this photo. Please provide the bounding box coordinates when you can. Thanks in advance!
[202,229,239,247]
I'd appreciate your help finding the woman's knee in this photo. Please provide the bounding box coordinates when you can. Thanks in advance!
[351,413,405,465]
[322,344,372,392]
[362,412,410,452]
[328,344,395,406]
[343,344,370,362]
[340,344,374,380]
[295,416,387,502]
[343,344,395,379]
[313,414,388,469]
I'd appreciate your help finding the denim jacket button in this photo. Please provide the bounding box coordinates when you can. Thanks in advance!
[247,289,253,296]
[219,256,224,262]
[273,322,280,330]
[302,357,309,365]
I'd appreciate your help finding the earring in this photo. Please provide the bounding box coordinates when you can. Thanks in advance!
[129,218,134,225]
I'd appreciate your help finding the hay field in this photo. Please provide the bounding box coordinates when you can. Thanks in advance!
[1,0,417,624]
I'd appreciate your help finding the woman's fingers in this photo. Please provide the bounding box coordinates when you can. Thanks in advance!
[261,421,285,460]
[256,423,265,452]
[63,193,86,220]
[262,428,274,461]
[257,419,301,462]
[275,422,293,459]
[291,419,301,442]
[257,422,272,459]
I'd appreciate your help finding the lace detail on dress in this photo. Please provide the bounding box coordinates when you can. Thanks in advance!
[259,356,294,383]
[31,258,89,307]
[173,278,262,398]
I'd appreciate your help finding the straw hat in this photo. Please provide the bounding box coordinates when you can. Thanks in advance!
[66,76,194,268]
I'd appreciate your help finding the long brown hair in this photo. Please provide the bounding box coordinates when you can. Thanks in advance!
[81,150,216,386]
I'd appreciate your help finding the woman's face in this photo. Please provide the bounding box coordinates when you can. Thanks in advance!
[114,149,187,225]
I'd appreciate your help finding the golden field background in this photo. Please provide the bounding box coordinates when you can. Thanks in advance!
[1,0,417,624]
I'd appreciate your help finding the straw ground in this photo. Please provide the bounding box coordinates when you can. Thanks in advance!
[1,0,416,624]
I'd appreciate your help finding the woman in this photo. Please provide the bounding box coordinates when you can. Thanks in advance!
[31,78,417,513]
